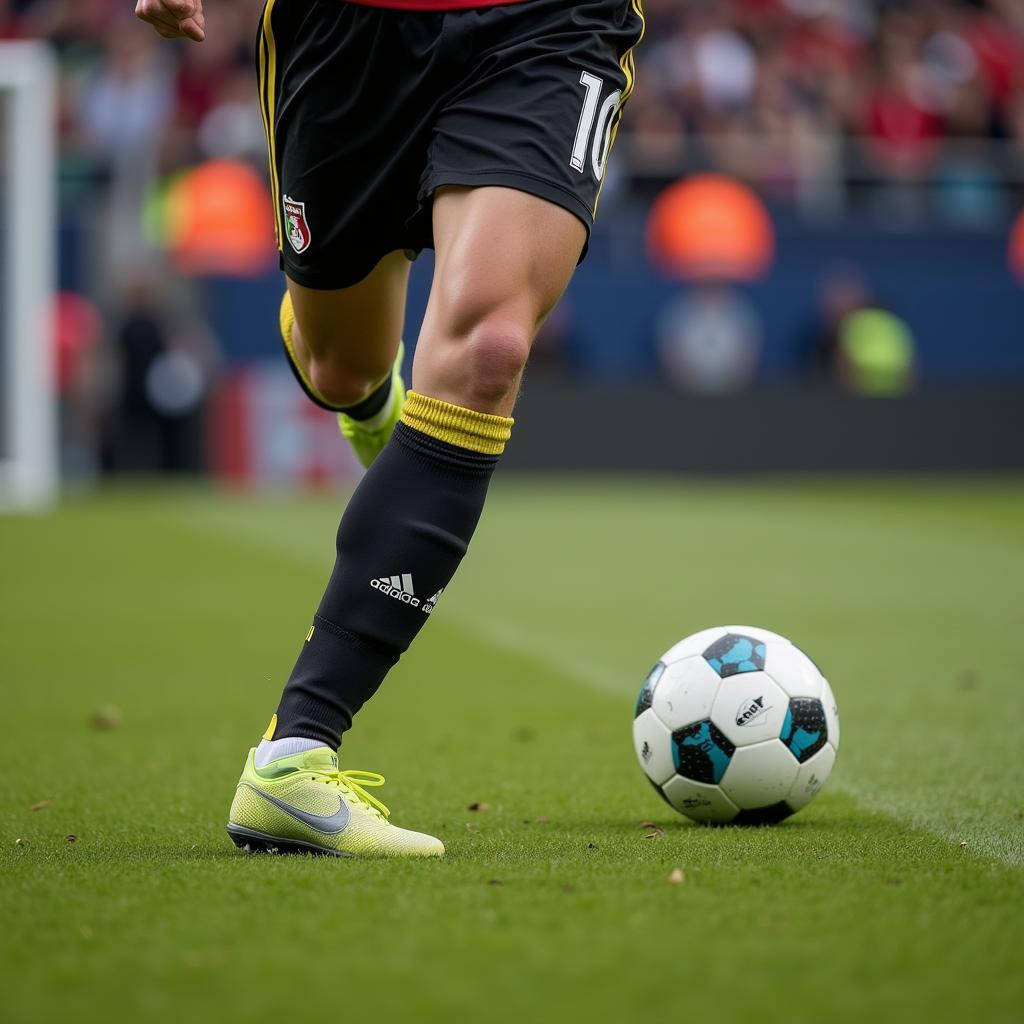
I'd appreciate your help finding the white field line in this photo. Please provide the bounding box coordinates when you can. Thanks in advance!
[180,502,628,695]
[183,503,1022,869]
[825,778,1022,867]
[430,607,628,696]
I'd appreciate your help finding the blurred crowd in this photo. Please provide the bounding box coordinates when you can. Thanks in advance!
[629,0,1024,221]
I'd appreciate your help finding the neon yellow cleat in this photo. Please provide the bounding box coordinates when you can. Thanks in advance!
[337,340,406,469]
[226,747,444,859]
[279,290,405,469]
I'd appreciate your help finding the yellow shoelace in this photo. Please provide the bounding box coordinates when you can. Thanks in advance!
[327,770,390,819]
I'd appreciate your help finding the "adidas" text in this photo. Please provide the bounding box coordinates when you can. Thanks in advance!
[371,575,421,608]
[369,575,443,615]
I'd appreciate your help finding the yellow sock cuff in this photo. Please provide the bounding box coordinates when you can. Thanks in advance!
[400,391,513,456]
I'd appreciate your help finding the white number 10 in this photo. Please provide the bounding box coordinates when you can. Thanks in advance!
[570,71,622,181]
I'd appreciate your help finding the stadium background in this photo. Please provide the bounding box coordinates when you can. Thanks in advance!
[2,6,1023,1024]
[3,0,1023,483]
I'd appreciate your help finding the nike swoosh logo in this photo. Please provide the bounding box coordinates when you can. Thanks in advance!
[244,783,350,835]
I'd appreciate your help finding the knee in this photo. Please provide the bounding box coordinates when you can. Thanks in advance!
[442,316,533,410]
[295,319,394,408]
[307,350,391,409]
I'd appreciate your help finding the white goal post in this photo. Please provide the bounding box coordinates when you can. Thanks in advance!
[0,41,57,511]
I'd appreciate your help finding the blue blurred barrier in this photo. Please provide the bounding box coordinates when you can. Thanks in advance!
[203,205,1024,386]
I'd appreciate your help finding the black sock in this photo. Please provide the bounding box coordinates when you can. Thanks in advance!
[271,393,513,748]
[339,374,392,421]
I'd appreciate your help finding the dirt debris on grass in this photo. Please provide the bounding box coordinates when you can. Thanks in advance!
[90,705,123,730]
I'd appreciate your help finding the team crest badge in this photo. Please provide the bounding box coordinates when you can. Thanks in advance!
[282,195,311,254]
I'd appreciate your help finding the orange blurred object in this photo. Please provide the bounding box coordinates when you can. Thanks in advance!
[166,160,278,278]
[1008,209,1024,284]
[647,174,775,282]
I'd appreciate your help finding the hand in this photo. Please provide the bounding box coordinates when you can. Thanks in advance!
[135,0,206,42]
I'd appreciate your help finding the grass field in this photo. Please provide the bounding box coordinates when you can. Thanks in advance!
[2,477,1022,1024]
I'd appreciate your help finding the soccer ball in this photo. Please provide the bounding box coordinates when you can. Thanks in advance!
[633,626,839,824]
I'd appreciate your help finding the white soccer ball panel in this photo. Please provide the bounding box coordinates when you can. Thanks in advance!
[710,673,789,749]
[720,740,799,808]
[764,642,824,699]
[662,775,739,823]
[785,743,836,812]
[658,627,734,665]
[651,656,721,730]
[633,709,676,786]
[821,677,840,751]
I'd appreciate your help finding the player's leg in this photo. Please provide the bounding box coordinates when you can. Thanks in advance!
[279,253,411,467]
[229,186,584,858]
[413,187,586,416]
[273,184,583,742]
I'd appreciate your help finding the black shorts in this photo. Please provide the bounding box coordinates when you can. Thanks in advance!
[256,0,645,289]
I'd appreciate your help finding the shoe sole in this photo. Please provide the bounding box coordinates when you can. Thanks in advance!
[226,822,353,858]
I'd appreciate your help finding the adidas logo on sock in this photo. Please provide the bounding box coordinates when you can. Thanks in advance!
[369,575,443,615]
[371,574,419,607]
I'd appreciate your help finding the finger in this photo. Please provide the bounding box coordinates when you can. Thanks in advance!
[161,0,197,16]
[178,15,206,42]
[143,11,183,33]
[187,2,205,40]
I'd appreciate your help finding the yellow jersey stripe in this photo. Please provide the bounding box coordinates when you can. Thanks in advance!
[256,28,277,249]
[260,0,283,252]
[593,0,646,217]
[256,24,267,151]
